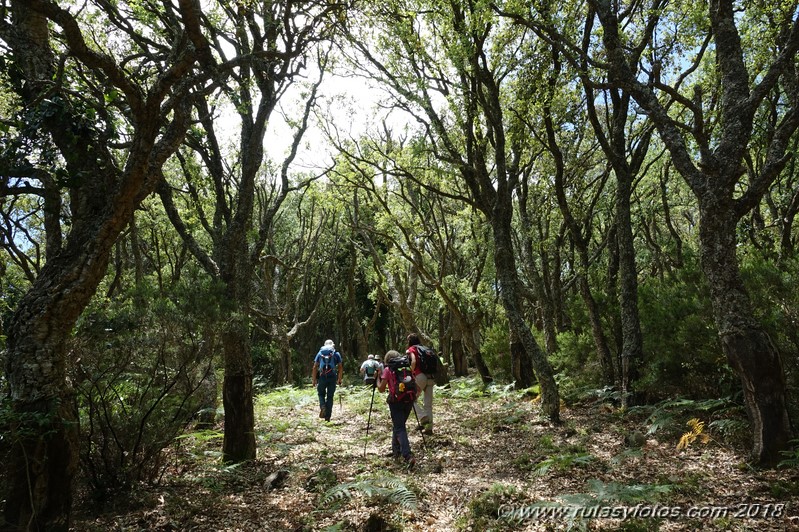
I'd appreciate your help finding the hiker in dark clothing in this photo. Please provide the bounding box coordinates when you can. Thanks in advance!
[377,349,416,469]
[312,339,343,422]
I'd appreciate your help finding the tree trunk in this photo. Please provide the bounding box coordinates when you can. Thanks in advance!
[472,349,494,384]
[221,314,256,463]
[510,328,536,388]
[577,257,616,387]
[588,0,798,464]
[492,213,559,421]
[434,307,450,386]
[700,204,791,465]
[616,174,644,406]
[5,396,78,532]
[451,324,468,377]
[279,336,293,385]
[452,339,467,377]
[4,276,82,531]
[5,201,142,531]
[2,2,197,527]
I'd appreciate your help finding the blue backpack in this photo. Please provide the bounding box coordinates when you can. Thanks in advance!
[318,348,338,376]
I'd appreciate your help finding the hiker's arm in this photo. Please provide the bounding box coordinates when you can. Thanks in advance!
[376,372,387,393]
[336,362,343,385]
[312,362,318,386]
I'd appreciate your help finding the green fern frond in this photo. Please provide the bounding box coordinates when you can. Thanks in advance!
[585,479,673,503]
[534,453,594,476]
[319,476,417,510]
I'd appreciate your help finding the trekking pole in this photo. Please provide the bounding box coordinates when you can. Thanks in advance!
[412,403,427,450]
[363,380,377,458]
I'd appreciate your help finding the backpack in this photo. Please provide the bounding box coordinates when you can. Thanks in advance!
[387,357,417,403]
[414,345,438,376]
[363,360,379,384]
[318,348,338,376]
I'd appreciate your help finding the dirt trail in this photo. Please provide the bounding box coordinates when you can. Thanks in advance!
[73,380,799,531]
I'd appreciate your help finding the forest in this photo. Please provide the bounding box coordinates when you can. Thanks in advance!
[2,0,799,530]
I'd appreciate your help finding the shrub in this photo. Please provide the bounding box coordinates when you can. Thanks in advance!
[73,291,218,504]
[480,322,512,381]
[637,260,732,400]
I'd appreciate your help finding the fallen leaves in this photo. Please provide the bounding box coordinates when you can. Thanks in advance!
[72,381,799,531]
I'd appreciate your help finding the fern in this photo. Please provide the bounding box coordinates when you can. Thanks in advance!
[584,479,673,503]
[778,439,799,469]
[708,417,748,439]
[534,453,595,476]
[677,418,711,451]
[319,476,417,510]
[631,396,741,438]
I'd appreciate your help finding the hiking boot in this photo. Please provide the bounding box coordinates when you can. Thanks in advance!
[319,407,326,419]
[422,427,433,435]
[405,455,416,470]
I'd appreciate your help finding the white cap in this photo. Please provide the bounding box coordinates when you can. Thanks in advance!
[324,339,335,348]
[368,354,374,359]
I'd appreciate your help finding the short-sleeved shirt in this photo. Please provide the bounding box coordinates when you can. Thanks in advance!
[360,359,381,376]
[315,350,342,377]
[380,366,398,396]
[406,345,422,377]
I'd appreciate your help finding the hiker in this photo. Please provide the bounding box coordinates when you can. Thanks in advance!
[376,349,416,469]
[406,333,435,435]
[360,354,382,385]
[312,339,343,422]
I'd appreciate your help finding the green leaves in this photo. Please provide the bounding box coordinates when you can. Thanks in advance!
[319,476,418,510]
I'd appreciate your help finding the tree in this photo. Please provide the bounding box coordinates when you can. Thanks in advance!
[590,0,799,464]
[0,0,205,528]
[344,0,560,419]
[326,125,495,382]
[253,186,344,384]
[157,0,339,461]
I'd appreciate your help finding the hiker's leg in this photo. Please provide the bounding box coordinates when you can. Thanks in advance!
[413,372,428,422]
[388,403,401,457]
[422,378,434,428]
[390,402,412,459]
[324,377,336,420]
[316,379,326,412]
[401,402,413,458]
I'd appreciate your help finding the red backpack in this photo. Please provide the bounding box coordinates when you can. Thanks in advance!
[386,357,417,403]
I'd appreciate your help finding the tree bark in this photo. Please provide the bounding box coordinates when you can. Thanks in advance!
[221,314,256,463]
[700,204,791,465]
[2,1,198,527]
[450,320,468,377]
[616,173,644,406]
[492,206,558,419]
[509,328,536,388]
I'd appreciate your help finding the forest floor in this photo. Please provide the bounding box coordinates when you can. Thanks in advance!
[72,377,799,531]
